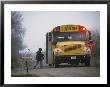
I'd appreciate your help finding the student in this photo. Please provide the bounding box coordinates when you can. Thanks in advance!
[33,48,44,69]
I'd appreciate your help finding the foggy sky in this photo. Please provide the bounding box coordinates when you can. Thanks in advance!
[21,11,100,52]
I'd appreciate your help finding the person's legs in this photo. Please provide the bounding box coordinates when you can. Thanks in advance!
[39,61,43,68]
[34,60,39,69]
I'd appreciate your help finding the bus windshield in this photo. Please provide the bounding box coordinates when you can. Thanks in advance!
[53,32,86,42]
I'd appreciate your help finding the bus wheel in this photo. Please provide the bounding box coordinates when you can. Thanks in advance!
[55,63,59,68]
[75,62,79,66]
[85,60,90,66]
[85,57,90,66]
[49,64,52,66]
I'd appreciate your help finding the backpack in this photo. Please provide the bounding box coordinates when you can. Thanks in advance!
[36,51,44,61]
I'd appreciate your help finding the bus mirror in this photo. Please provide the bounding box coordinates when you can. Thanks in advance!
[88,31,92,40]
[89,35,92,40]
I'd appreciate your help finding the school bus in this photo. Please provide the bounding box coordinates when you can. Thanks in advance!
[46,24,95,68]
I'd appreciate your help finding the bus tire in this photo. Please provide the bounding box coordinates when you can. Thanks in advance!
[55,63,59,68]
[85,60,90,66]
[49,64,52,66]
[85,56,90,66]
[75,62,79,66]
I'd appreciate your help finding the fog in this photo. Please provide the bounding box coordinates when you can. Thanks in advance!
[21,11,100,52]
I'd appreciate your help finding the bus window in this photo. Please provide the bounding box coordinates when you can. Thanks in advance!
[53,32,86,42]
[49,32,51,36]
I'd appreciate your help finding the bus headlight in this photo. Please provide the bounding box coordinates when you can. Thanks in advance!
[83,47,91,55]
[54,48,62,56]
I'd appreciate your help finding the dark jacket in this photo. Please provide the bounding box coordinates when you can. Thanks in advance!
[36,51,44,61]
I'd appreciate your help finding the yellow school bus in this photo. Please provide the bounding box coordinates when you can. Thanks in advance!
[46,24,94,67]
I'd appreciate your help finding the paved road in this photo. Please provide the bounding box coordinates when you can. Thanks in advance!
[12,64,100,77]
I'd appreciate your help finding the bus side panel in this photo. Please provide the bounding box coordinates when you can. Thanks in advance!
[46,33,53,65]
[46,33,48,64]
[48,43,53,64]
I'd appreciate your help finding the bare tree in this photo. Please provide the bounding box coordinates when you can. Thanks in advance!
[92,29,100,57]
[11,11,25,69]
[91,29,100,66]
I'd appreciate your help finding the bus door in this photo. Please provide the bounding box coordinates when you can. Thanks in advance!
[46,33,53,65]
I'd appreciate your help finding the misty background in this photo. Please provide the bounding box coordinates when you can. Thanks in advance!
[22,11,100,52]
[11,11,100,69]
